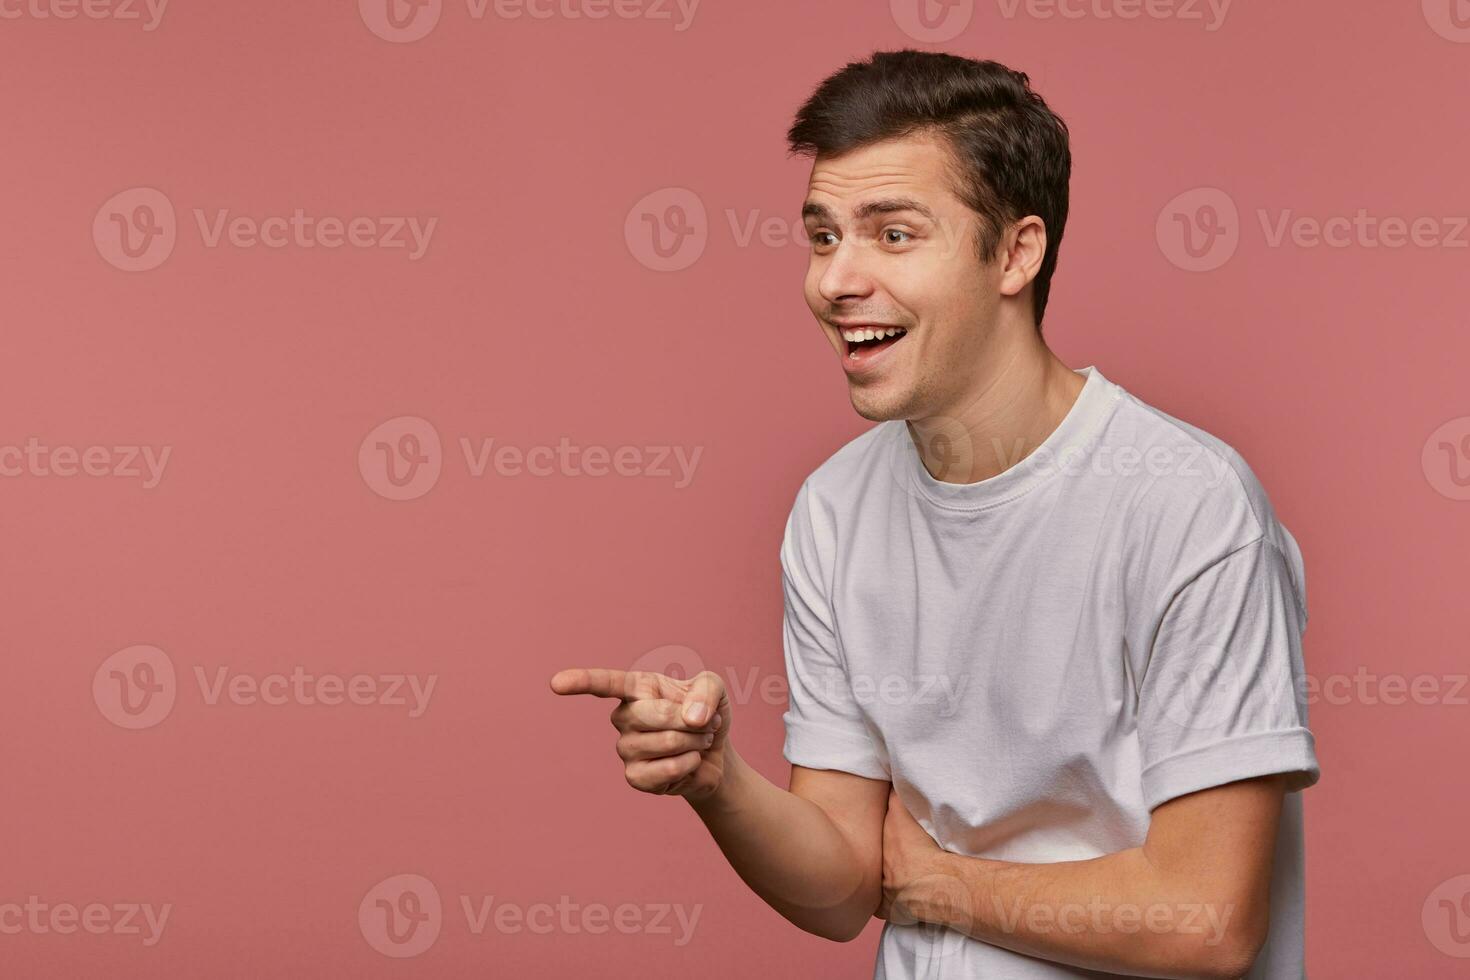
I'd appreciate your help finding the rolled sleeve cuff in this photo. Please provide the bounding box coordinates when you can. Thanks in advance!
[782,715,889,780]
[1141,727,1320,811]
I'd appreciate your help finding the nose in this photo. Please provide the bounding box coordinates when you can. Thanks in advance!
[815,238,877,305]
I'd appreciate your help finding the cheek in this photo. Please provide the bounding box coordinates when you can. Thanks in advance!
[924,271,992,341]
[891,256,970,322]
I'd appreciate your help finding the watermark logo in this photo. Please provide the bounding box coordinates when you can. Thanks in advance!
[883,413,980,505]
[626,189,989,270]
[360,416,444,501]
[1160,187,1468,270]
[890,0,974,42]
[359,0,443,42]
[359,417,703,498]
[625,644,971,716]
[360,874,443,958]
[885,871,976,965]
[358,873,701,954]
[1151,642,1241,733]
[360,0,698,41]
[1423,874,1470,958]
[1422,416,1470,501]
[1423,0,1470,42]
[628,644,706,683]
[94,647,438,725]
[880,398,1235,506]
[625,188,707,272]
[1157,187,1238,272]
[94,189,437,270]
[93,645,177,730]
[94,187,177,272]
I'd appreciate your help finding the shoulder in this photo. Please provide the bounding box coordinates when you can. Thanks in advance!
[786,420,903,526]
[1104,382,1307,616]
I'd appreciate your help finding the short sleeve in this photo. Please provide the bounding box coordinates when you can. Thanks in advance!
[779,482,888,780]
[1137,536,1319,810]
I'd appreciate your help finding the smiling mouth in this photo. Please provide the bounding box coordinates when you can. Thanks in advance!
[841,325,908,360]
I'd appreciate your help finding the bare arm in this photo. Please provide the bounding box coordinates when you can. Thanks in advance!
[690,754,887,942]
[551,667,888,943]
[881,775,1286,980]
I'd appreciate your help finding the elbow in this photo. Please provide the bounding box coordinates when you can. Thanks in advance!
[1183,916,1268,980]
[805,913,871,944]
[1198,939,1265,980]
[793,877,880,943]
[790,898,874,943]
[1188,950,1259,980]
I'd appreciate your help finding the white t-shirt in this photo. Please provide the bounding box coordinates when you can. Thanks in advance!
[779,365,1319,979]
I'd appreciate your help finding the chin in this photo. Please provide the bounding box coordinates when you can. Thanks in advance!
[848,387,912,423]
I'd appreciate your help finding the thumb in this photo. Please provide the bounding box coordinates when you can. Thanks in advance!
[680,670,725,727]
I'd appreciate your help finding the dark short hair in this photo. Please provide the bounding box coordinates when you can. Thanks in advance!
[787,50,1072,331]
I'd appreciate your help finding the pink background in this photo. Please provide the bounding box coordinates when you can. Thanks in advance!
[3,0,1468,975]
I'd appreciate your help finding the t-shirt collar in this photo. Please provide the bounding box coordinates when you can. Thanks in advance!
[900,364,1120,511]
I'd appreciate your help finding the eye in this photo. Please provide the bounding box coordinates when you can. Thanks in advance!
[883,228,914,245]
[810,231,837,248]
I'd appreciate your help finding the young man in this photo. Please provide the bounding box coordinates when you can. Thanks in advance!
[552,50,1318,979]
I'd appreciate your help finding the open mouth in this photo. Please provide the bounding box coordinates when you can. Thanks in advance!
[842,325,908,363]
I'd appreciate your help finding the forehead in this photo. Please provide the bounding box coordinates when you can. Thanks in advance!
[804,133,961,215]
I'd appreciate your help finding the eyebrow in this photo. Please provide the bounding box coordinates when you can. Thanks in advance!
[801,198,937,223]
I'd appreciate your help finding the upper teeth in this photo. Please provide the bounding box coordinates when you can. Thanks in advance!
[842,327,907,342]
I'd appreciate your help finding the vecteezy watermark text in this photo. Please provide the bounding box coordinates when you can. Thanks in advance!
[359,416,703,500]
[991,895,1235,944]
[358,0,700,43]
[94,188,437,272]
[0,897,171,946]
[0,438,170,489]
[1157,187,1469,272]
[194,666,436,717]
[628,645,973,717]
[93,645,438,729]
[0,0,168,29]
[358,874,700,957]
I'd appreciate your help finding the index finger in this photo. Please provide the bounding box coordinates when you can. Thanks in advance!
[549,668,660,700]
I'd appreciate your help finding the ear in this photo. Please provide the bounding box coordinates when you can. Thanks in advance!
[996,216,1047,300]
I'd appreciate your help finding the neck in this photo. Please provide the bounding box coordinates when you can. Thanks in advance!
[906,330,1085,485]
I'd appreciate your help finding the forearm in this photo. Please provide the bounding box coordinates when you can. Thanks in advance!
[903,848,1260,980]
[687,747,877,942]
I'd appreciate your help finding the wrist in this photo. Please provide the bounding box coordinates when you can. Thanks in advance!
[905,851,978,931]
[686,743,744,815]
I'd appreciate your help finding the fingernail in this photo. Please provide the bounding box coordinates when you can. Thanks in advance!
[684,702,707,725]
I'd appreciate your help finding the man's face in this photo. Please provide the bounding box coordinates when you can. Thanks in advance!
[801,133,1003,422]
